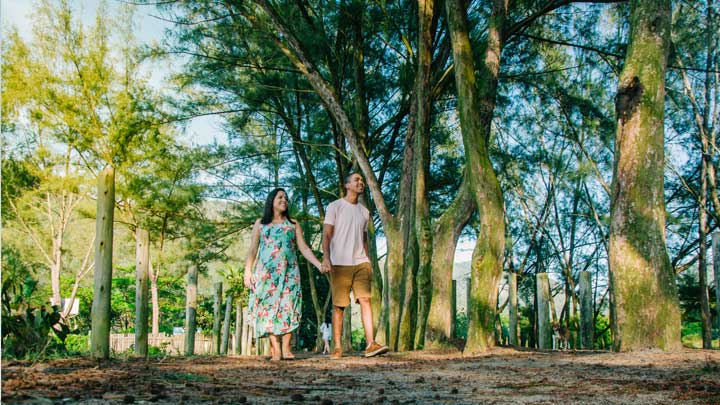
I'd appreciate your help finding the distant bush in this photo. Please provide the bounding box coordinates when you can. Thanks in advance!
[455,311,468,340]
[65,334,89,354]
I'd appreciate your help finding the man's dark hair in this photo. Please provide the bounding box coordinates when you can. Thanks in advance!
[344,171,362,185]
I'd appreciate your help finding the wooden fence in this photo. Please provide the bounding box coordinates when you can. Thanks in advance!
[109,333,226,355]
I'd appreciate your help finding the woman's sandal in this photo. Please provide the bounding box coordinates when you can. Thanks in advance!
[270,355,282,362]
[281,353,296,361]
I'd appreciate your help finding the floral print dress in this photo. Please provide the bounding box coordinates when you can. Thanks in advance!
[248,219,302,338]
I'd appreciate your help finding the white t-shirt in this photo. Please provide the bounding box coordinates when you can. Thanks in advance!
[324,198,370,266]
[320,322,332,340]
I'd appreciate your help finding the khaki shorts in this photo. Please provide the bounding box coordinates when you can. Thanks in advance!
[330,262,372,307]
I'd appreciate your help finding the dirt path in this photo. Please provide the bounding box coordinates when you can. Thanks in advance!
[2,348,719,404]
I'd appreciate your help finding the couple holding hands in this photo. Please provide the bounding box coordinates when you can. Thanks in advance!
[243,173,389,361]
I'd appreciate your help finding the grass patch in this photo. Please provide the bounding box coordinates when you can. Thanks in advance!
[163,371,210,383]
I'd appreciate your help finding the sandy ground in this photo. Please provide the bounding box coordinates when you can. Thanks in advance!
[2,348,719,404]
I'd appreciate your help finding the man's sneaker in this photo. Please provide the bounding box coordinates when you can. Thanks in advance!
[330,348,343,360]
[364,342,389,358]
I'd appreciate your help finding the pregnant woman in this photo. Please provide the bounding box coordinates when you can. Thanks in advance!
[244,188,322,361]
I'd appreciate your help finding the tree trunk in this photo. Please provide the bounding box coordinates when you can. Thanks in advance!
[221,293,233,355]
[426,177,474,347]
[213,282,223,354]
[50,238,63,307]
[536,273,552,350]
[578,271,594,349]
[134,228,150,357]
[90,166,115,359]
[445,0,507,353]
[185,264,198,356]
[608,0,681,351]
[411,0,436,351]
[508,272,518,346]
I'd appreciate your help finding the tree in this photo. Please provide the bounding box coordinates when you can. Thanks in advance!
[608,0,681,351]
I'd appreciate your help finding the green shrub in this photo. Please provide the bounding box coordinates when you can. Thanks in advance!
[64,334,89,354]
[352,328,367,351]
[2,247,70,359]
[455,311,468,339]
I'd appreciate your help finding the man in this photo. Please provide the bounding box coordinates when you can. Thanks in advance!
[321,172,389,359]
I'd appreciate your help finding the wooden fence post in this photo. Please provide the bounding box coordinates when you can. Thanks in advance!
[213,282,223,354]
[91,166,115,359]
[134,228,150,357]
[221,293,233,354]
[509,272,518,346]
[184,264,198,356]
[579,271,594,349]
[536,273,552,349]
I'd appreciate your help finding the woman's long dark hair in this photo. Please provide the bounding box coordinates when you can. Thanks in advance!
[260,188,296,225]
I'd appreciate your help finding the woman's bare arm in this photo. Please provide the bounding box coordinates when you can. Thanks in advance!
[295,222,322,270]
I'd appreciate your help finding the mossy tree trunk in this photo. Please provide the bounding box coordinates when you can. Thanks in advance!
[445,0,507,353]
[90,166,115,359]
[608,0,681,351]
[412,0,437,350]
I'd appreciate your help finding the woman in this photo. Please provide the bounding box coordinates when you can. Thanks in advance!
[244,188,322,361]
[319,318,332,354]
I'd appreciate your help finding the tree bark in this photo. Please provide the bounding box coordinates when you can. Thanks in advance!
[608,0,681,351]
[536,273,552,350]
[213,282,223,354]
[185,264,198,356]
[445,0,507,353]
[579,271,594,349]
[134,228,150,357]
[90,166,115,359]
[412,0,436,350]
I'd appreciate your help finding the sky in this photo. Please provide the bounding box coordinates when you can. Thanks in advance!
[1,0,480,272]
